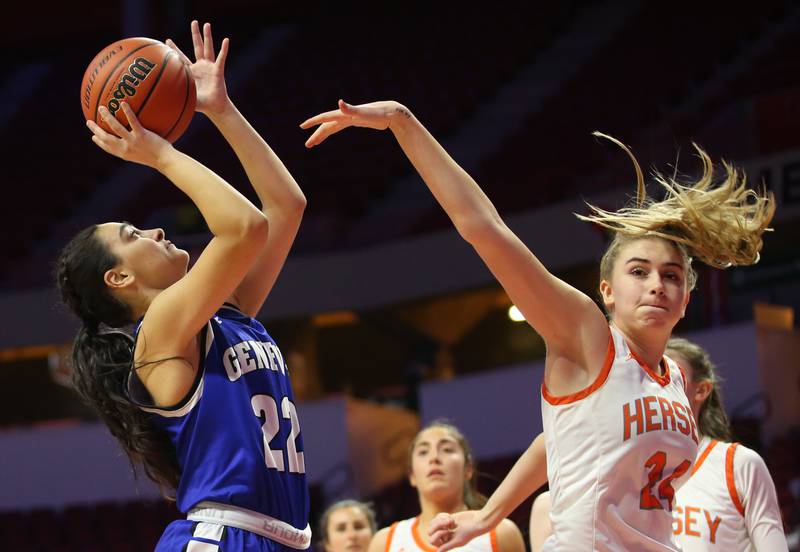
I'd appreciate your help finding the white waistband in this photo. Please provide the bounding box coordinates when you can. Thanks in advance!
[187,501,312,549]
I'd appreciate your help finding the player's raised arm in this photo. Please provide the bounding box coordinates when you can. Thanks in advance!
[301,101,610,388]
[168,21,306,317]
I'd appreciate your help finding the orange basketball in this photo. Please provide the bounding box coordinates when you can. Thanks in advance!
[80,37,196,143]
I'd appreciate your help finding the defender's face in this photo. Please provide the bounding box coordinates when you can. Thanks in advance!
[601,237,690,332]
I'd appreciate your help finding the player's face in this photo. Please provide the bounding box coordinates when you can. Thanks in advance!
[96,222,189,291]
[409,427,472,502]
[601,238,690,332]
[324,507,373,552]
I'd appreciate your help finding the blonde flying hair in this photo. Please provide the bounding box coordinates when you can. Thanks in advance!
[579,132,775,290]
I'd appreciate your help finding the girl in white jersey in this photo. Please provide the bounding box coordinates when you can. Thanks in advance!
[300,100,774,551]
[524,339,795,552]
[666,338,789,551]
[367,422,525,552]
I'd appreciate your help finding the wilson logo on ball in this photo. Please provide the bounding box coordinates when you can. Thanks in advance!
[106,57,158,115]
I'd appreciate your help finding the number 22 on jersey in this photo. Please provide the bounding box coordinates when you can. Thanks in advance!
[251,394,306,474]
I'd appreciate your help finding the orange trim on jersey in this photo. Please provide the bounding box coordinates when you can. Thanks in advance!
[411,517,437,552]
[726,443,745,517]
[628,345,671,387]
[691,439,718,476]
[385,522,399,552]
[541,330,615,405]
[489,528,499,552]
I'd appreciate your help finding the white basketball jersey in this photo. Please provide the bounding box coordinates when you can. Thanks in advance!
[541,325,699,551]
[674,438,788,551]
[385,517,497,552]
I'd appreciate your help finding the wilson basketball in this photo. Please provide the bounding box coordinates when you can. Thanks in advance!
[80,37,196,143]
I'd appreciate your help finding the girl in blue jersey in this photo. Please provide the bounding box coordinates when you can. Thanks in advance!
[56,21,310,552]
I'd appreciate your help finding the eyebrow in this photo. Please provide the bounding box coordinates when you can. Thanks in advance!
[118,221,133,240]
[415,437,458,448]
[625,257,684,270]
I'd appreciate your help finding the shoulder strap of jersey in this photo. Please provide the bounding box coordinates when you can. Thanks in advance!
[489,527,499,552]
[384,522,399,552]
[691,439,718,476]
[725,442,745,516]
[541,326,615,405]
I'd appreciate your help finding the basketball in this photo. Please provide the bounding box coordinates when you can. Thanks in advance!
[80,37,196,143]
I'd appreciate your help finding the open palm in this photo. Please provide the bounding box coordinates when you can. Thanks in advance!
[166,20,229,115]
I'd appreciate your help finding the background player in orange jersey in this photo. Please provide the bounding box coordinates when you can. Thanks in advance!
[667,338,788,551]
[366,422,525,552]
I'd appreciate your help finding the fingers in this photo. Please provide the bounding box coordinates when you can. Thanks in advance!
[120,102,144,133]
[438,538,461,552]
[98,105,131,137]
[90,133,114,155]
[86,118,115,141]
[216,37,230,72]
[428,514,455,534]
[165,38,192,66]
[428,529,450,546]
[427,514,455,548]
[430,529,461,552]
[189,20,219,62]
[203,22,215,60]
[339,99,357,113]
[191,20,203,61]
[86,120,117,154]
[304,121,342,148]
[299,109,345,129]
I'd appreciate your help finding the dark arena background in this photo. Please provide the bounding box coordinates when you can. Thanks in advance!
[1,0,799,550]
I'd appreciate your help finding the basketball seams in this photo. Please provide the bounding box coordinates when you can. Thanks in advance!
[90,39,160,124]
[165,61,194,142]
[134,49,176,123]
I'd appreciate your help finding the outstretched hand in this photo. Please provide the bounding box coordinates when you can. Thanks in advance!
[166,20,230,115]
[428,510,487,552]
[299,99,412,148]
[87,103,173,169]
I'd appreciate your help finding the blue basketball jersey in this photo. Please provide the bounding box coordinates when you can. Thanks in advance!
[128,304,309,531]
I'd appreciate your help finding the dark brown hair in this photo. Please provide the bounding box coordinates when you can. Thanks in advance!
[667,337,732,442]
[56,225,180,497]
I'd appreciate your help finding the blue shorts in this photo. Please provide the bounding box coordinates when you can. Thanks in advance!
[155,519,300,552]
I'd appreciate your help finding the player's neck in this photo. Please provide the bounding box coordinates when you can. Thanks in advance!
[613,322,669,375]
[132,287,162,320]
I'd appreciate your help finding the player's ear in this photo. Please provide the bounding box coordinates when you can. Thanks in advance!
[104,268,134,290]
